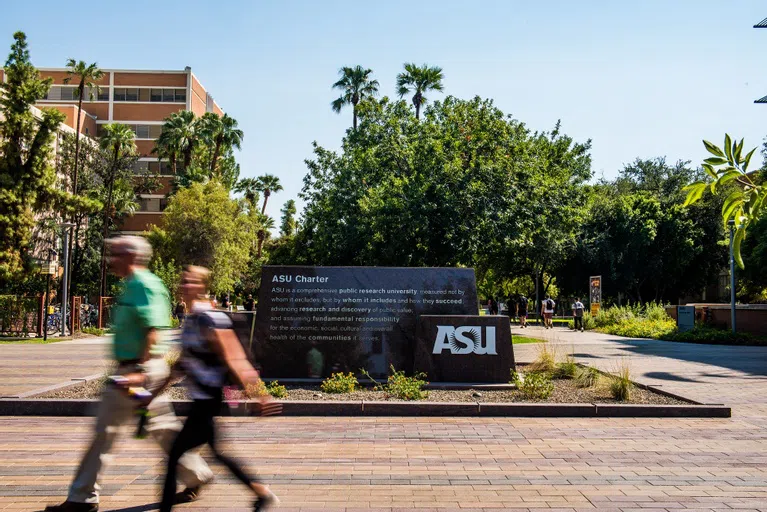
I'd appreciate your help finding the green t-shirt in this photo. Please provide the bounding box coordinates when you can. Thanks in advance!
[306,347,324,378]
[112,269,171,361]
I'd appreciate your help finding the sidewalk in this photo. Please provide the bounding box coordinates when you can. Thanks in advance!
[0,337,110,398]
[512,325,767,417]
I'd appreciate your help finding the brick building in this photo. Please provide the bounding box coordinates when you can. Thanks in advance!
[0,67,223,234]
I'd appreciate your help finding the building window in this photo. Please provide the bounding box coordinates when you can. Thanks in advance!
[125,88,139,101]
[113,88,126,101]
[150,89,163,102]
[135,125,150,139]
[97,87,109,101]
[139,89,151,102]
[175,88,186,102]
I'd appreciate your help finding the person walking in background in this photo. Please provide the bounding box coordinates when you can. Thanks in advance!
[175,298,187,324]
[541,294,556,329]
[517,294,528,328]
[244,294,255,312]
[158,266,279,512]
[572,297,585,332]
[45,236,212,512]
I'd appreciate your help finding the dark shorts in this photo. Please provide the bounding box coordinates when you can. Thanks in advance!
[518,310,527,318]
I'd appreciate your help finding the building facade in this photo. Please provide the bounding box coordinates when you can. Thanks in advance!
[1,67,223,234]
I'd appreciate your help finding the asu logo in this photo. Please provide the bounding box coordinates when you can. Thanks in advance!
[432,326,497,355]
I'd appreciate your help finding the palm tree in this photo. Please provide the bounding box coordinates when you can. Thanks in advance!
[256,174,283,215]
[156,110,198,174]
[396,63,444,120]
[63,59,103,297]
[208,114,243,176]
[98,123,136,298]
[331,66,379,129]
[257,215,276,259]
[234,177,261,207]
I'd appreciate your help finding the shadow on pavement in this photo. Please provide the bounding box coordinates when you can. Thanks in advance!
[643,371,700,382]
[607,338,767,378]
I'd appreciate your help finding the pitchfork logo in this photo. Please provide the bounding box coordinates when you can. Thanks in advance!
[432,325,497,355]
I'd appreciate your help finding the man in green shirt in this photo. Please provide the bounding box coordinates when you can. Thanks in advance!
[46,236,212,512]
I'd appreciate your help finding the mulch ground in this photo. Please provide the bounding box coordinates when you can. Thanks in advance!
[34,365,686,405]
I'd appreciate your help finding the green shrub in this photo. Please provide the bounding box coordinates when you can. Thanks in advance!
[664,326,757,345]
[593,304,641,328]
[385,367,429,400]
[554,355,578,379]
[609,360,633,401]
[599,318,676,339]
[512,370,554,399]
[574,365,600,388]
[82,326,105,336]
[170,317,181,329]
[320,372,359,394]
[266,380,288,398]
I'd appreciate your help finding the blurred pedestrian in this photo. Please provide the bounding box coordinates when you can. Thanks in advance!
[45,236,212,512]
[541,294,556,329]
[158,265,279,512]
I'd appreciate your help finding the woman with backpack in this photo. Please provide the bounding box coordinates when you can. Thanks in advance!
[541,295,556,329]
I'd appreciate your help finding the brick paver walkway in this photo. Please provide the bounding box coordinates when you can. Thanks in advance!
[1,415,766,511]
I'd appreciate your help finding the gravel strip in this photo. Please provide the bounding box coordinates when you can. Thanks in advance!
[33,367,687,405]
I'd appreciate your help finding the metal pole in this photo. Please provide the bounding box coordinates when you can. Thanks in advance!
[60,223,74,337]
[44,273,51,342]
[728,220,736,333]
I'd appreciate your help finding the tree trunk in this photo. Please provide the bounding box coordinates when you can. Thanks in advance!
[413,92,422,120]
[67,82,85,300]
[209,137,222,178]
[99,149,118,299]
[183,148,193,172]
[170,153,177,176]
[352,99,358,130]
[257,230,265,258]
[261,190,270,216]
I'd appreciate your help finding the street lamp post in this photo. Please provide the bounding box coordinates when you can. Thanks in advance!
[728,219,736,333]
[59,223,75,337]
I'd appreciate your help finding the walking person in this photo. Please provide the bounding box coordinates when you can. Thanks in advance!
[541,294,556,329]
[572,297,585,332]
[45,236,212,512]
[516,294,528,328]
[159,266,280,512]
[244,294,255,312]
[175,298,187,324]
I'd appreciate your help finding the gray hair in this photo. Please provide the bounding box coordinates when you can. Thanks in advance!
[108,235,152,266]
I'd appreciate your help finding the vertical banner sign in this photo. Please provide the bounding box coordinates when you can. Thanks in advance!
[589,275,602,316]
[677,306,695,332]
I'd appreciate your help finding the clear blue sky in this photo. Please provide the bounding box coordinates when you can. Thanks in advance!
[4,0,767,221]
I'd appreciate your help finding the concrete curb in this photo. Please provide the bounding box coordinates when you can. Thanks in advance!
[0,399,731,418]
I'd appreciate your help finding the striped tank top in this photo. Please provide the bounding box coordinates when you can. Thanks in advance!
[180,303,232,400]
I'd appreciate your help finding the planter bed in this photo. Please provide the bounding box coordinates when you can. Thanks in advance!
[33,364,687,406]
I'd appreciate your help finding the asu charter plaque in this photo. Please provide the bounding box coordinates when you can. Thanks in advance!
[254,266,479,378]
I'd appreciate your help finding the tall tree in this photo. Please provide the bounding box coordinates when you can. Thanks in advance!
[256,174,283,215]
[396,63,444,120]
[331,66,379,129]
[280,199,297,237]
[155,110,197,174]
[63,59,103,297]
[234,177,261,207]
[208,114,243,176]
[0,32,66,280]
[98,123,136,297]
[147,180,258,294]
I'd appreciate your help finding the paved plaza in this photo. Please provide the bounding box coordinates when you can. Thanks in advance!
[0,328,766,511]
